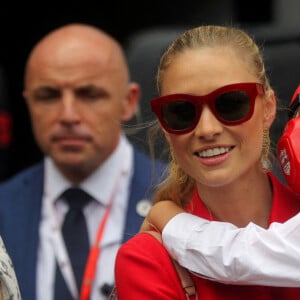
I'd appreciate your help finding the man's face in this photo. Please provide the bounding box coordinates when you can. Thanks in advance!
[23,44,138,182]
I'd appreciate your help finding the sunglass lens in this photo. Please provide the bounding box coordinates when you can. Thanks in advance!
[162,101,196,130]
[215,91,251,122]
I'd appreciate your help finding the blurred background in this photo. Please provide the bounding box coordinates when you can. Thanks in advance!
[0,0,299,181]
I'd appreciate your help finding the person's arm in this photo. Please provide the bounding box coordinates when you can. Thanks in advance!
[143,201,300,287]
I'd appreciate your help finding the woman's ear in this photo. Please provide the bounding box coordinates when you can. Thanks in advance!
[263,89,276,128]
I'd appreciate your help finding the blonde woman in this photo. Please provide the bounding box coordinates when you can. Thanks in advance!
[114,25,300,299]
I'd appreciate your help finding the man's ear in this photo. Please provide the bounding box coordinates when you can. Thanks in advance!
[22,89,29,101]
[121,82,141,122]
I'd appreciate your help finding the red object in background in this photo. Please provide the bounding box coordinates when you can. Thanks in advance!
[288,85,300,118]
[277,118,300,194]
[277,84,300,194]
[0,111,12,148]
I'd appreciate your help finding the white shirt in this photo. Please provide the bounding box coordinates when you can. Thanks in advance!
[162,212,300,287]
[37,135,133,300]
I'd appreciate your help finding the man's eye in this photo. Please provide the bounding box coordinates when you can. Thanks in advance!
[34,95,56,101]
[76,88,109,100]
[32,89,60,102]
[80,91,100,99]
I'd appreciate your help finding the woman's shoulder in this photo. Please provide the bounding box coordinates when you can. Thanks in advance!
[115,232,187,299]
[117,232,168,261]
[116,231,179,281]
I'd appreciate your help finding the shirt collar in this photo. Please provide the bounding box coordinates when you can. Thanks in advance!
[44,134,133,207]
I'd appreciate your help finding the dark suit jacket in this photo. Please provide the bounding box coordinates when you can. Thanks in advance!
[0,148,166,300]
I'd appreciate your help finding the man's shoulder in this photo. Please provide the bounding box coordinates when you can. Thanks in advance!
[0,162,44,191]
[132,147,167,180]
[133,147,167,168]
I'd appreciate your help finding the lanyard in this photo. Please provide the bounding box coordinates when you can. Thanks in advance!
[79,201,112,300]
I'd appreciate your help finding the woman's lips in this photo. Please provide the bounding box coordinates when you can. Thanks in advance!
[194,146,234,166]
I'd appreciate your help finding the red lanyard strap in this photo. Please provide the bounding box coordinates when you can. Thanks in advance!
[80,202,112,300]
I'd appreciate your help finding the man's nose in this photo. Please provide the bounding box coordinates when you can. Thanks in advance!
[59,94,80,123]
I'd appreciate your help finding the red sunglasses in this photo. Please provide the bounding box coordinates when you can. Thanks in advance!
[151,82,265,134]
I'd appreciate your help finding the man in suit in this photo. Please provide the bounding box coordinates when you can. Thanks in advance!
[0,23,166,300]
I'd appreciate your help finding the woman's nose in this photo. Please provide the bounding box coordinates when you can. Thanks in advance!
[193,105,223,138]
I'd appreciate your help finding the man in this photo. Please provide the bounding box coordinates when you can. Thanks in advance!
[0,23,165,300]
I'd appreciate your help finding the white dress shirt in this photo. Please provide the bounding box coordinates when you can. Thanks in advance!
[37,135,133,300]
[162,212,300,287]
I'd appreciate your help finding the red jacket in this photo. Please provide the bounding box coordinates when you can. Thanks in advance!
[115,173,300,299]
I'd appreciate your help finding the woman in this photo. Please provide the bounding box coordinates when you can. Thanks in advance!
[114,25,300,299]
[138,85,300,288]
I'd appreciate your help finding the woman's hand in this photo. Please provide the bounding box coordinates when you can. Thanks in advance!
[140,200,185,233]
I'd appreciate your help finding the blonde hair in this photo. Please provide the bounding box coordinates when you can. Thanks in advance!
[152,25,272,206]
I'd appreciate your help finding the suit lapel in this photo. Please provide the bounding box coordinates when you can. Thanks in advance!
[122,149,166,243]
